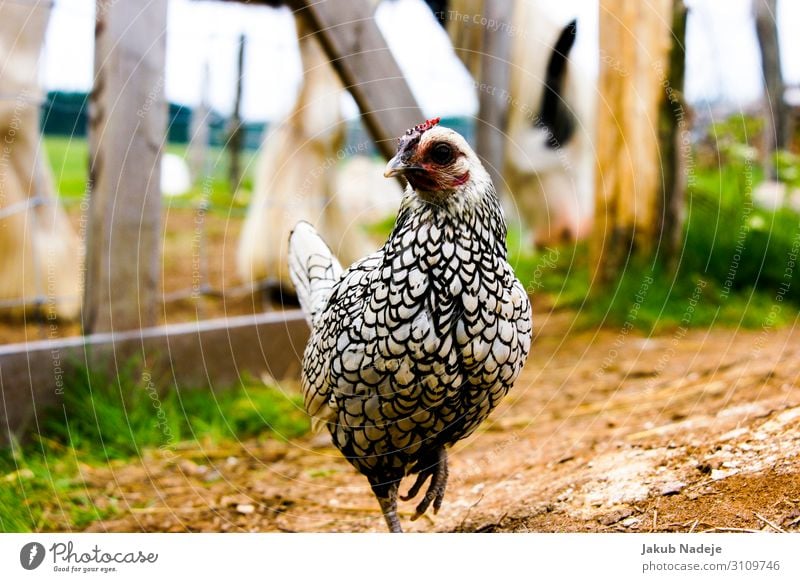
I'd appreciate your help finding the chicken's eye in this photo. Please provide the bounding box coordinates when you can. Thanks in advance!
[430,142,454,165]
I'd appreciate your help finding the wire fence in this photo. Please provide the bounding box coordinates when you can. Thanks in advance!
[1,0,287,334]
[0,0,408,339]
[0,92,275,340]
[0,192,275,340]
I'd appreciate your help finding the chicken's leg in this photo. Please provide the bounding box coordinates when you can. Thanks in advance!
[370,477,402,533]
[401,448,449,520]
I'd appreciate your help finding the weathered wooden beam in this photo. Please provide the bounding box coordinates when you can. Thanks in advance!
[84,0,168,333]
[228,33,246,193]
[292,0,424,159]
[214,0,424,159]
[591,0,674,285]
[0,311,310,446]
[657,0,688,270]
[754,0,788,179]
[475,0,512,192]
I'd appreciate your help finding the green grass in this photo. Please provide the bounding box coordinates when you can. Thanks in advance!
[43,136,256,209]
[511,241,793,333]
[44,136,91,198]
[0,441,104,532]
[0,364,309,532]
[44,364,309,460]
[683,162,800,304]
[509,158,800,332]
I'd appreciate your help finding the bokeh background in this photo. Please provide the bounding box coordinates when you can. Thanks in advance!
[0,0,798,533]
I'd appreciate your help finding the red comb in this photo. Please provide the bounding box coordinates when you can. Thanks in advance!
[405,117,441,136]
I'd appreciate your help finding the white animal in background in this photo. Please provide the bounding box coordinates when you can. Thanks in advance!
[443,0,596,246]
[237,16,401,291]
[0,3,82,320]
[161,153,192,197]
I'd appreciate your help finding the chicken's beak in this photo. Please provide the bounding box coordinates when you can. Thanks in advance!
[383,154,407,178]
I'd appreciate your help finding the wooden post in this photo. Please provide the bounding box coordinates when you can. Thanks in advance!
[84,0,168,333]
[188,62,211,182]
[657,0,688,270]
[0,1,82,320]
[591,0,675,285]
[754,0,787,180]
[289,0,423,159]
[217,0,424,159]
[475,0,512,192]
[228,34,246,194]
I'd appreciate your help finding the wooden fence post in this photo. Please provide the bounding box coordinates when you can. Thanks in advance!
[591,0,675,285]
[658,0,688,270]
[475,0,512,193]
[84,0,168,334]
[189,62,211,182]
[754,0,787,180]
[228,33,246,194]
[0,1,82,320]
[218,0,424,159]
[289,0,423,160]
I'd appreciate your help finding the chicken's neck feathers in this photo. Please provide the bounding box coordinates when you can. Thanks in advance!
[388,182,508,263]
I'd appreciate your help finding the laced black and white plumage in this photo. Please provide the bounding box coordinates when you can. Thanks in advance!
[289,122,532,532]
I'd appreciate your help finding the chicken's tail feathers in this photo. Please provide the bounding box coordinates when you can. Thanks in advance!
[288,221,343,326]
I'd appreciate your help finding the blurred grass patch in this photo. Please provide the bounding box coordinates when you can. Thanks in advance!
[44,136,256,210]
[0,365,308,532]
[44,364,309,460]
[44,136,91,198]
[511,158,799,332]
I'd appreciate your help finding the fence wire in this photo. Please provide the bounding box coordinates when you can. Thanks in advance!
[0,4,279,339]
[0,129,271,340]
[1,189,273,338]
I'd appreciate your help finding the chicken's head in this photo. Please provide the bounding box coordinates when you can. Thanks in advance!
[384,118,490,200]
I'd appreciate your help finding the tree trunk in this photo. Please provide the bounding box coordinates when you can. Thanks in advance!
[591,0,678,285]
[754,0,786,180]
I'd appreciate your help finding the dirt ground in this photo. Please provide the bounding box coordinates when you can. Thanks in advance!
[76,305,800,533]
[3,208,798,533]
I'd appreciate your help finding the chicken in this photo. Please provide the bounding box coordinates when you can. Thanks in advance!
[288,118,532,532]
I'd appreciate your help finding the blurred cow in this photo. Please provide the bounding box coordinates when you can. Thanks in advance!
[440,0,595,246]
